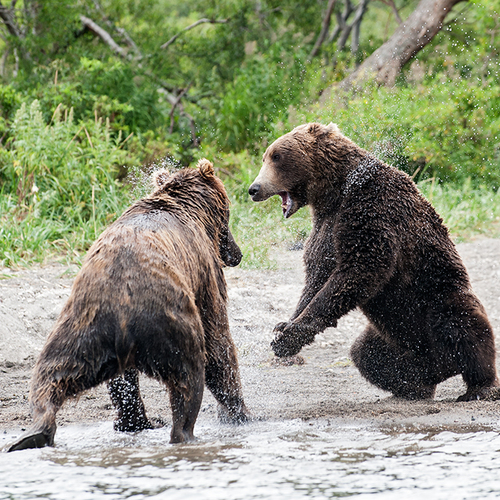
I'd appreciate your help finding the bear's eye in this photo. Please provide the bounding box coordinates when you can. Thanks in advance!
[272,153,281,162]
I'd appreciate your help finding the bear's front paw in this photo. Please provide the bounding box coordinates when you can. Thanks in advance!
[271,322,318,357]
[273,322,289,334]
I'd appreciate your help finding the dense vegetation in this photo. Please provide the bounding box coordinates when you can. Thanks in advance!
[0,0,499,267]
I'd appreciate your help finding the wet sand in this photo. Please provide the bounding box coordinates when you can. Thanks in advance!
[1,238,500,436]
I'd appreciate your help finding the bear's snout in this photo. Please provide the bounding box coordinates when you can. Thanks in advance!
[248,183,261,199]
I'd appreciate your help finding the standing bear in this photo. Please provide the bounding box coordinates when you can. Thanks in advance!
[7,159,248,452]
[249,122,498,401]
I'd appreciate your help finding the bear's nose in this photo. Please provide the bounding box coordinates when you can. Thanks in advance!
[248,183,260,197]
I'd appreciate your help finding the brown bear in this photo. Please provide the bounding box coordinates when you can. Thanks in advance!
[249,122,498,402]
[7,159,248,452]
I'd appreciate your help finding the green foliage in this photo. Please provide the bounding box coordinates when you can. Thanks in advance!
[15,58,167,139]
[0,100,130,266]
[0,0,498,268]
[303,78,500,186]
[418,178,500,241]
[203,47,310,152]
[0,85,22,135]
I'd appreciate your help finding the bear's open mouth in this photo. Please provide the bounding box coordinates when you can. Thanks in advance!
[278,191,293,218]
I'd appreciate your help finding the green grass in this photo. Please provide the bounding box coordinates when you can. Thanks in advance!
[418,178,500,242]
[0,100,131,268]
[1,148,499,269]
[226,178,500,269]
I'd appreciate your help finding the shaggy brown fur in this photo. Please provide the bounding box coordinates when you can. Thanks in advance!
[7,159,248,452]
[249,123,498,402]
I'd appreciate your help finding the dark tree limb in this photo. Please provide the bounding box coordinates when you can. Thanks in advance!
[376,0,403,24]
[169,85,190,134]
[157,86,198,147]
[335,0,355,50]
[0,2,21,37]
[322,0,368,63]
[80,15,129,58]
[182,108,199,147]
[0,1,33,62]
[340,0,468,88]
[309,0,337,60]
[0,45,8,76]
[350,0,370,54]
[160,18,228,50]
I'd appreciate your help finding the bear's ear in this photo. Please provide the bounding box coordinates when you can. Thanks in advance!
[307,122,340,136]
[197,158,215,178]
[307,123,323,135]
[152,168,171,189]
[325,122,340,134]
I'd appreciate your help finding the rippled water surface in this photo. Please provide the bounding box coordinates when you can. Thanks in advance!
[2,420,500,499]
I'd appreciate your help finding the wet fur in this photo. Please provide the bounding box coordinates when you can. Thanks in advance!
[7,159,248,451]
[249,123,498,402]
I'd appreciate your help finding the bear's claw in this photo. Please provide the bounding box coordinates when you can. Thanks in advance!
[457,385,500,402]
[271,322,318,357]
[5,431,51,452]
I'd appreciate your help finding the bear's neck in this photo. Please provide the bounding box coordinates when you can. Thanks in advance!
[308,148,370,221]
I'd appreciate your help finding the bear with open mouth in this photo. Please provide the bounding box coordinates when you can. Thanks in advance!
[249,122,498,402]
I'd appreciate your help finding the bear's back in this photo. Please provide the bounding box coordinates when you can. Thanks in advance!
[339,159,469,293]
[55,196,223,337]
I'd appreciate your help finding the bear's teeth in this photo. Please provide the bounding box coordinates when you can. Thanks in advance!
[279,191,292,216]
[279,191,288,207]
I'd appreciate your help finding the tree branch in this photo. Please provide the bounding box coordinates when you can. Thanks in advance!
[89,0,143,59]
[169,85,190,134]
[376,0,403,24]
[308,0,337,60]
[351,0,370,54]
[80,14,129,58]
[336,0,355,50]
[115,26,142,58]
[340,0,467,88]
[157,85,199,146]
[160,18,228,50]
[0,1,22,38]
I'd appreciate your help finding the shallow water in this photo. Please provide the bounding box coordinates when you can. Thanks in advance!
[2,419,500,500]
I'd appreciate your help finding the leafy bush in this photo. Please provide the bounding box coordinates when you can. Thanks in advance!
[22,58,167,137]
[203,45,311,152]
[0,100,130,266]
[418,178,500,241]
[304,78,500,186]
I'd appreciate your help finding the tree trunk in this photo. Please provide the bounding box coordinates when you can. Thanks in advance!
[309,0,337,61]
[0,3,22,38]
[340,0,467,88]
[350,0,370,54]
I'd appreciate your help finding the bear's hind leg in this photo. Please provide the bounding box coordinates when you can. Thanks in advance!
[108,369,157,432]
[5,400,59,452]
[455,318,499,402]
[6,370,98,452]
[205,326,249,424]
[350,325,437,400]
[6,329,119,452]
[168,367,205,443]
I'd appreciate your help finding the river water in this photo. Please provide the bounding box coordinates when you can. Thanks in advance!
[2,418,500,499]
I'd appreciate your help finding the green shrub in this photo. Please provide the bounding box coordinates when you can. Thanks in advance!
[203,45,311,153]
[24,58,167,137]
[304,78,500,186]
[0,100,130,266]
[418,178,500,241]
